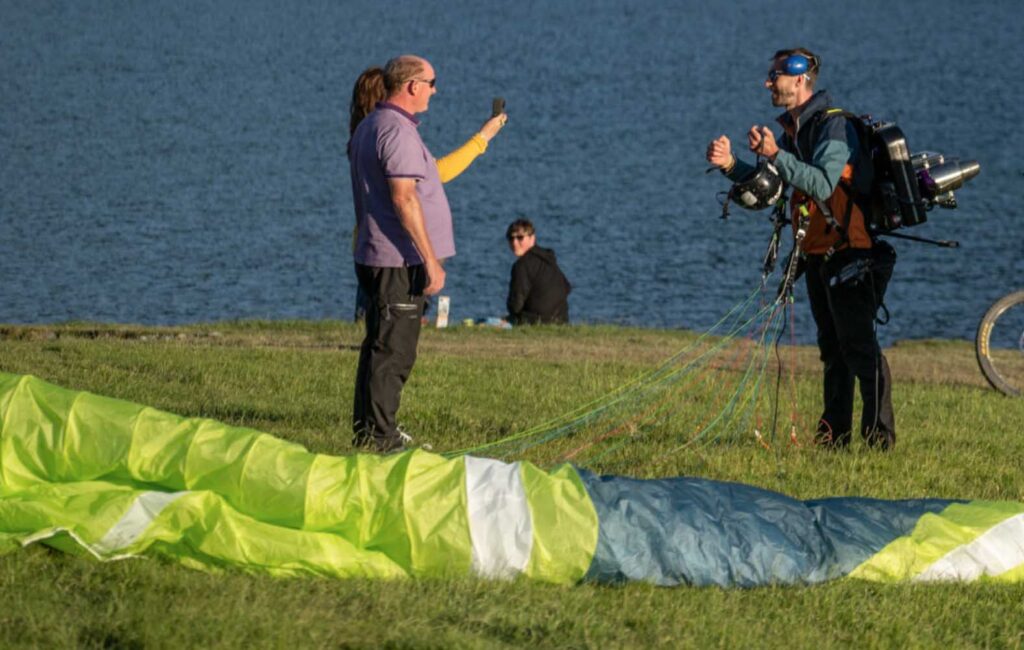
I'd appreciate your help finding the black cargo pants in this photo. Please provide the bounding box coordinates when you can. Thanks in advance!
[352,264,426,450]
[805,249,895,448]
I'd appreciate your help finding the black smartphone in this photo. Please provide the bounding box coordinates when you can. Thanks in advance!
[491,97,505,117]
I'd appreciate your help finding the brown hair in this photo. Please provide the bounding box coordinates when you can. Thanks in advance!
[771,47,820,87]
[383,55,426,95]
[506,218,535,239]
[348,66,385,137]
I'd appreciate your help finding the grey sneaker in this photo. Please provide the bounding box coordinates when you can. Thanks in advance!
[375,436,405,454]
[354,424,406,455]
[396,425,433,451]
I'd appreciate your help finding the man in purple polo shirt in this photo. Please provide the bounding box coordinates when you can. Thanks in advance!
[348,54,451,453]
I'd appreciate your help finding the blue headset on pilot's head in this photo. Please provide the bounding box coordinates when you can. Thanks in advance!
[776,53,819,80]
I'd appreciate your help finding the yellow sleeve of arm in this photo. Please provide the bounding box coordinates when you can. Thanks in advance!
[436,134,488,183]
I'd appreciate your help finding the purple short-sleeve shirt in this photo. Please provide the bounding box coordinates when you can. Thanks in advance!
[349,102,455,267]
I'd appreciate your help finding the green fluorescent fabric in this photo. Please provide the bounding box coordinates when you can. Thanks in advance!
[0,373,598,583]
[521,461,598,583]
[3,371,1024,587]
[849,500,1024,583]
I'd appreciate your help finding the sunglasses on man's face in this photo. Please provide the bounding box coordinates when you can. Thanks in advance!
[768,68,805,83]
[507,234,528,242]
[412,77,436,88]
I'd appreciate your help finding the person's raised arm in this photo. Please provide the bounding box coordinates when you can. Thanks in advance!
[436,112,508,183]
[388,177,445,295]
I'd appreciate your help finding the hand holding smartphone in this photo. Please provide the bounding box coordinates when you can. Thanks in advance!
[479,97,507,141]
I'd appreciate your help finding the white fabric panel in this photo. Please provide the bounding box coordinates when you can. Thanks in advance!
[915,513,1024,581]
[464,456,533,579]
[94,491,188,555]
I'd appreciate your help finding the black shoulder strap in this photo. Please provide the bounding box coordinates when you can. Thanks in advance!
[821,108,878,232]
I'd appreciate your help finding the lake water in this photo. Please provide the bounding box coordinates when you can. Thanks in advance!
[2,0,1023,344]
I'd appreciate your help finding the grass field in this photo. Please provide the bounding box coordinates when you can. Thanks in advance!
[1,321,1023,648]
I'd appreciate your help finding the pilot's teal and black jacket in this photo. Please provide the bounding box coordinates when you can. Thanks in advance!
[727,90,873,254]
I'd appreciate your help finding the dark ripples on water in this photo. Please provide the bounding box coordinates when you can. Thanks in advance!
[2,0,1023,343]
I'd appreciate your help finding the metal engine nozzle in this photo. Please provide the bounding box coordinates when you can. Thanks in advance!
[918,159,981,199]
[911,151,944,170]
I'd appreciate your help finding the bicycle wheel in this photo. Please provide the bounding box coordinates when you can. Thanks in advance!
[976,290,1024,396]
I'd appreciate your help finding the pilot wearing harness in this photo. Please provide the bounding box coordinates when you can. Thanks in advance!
[705,48,896,450]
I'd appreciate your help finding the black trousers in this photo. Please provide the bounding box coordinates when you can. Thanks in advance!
[805,250,895,445]
[352,264,426,448]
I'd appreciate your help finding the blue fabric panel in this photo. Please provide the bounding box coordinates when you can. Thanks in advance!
[578,470,956,587]
[801,496,955,577]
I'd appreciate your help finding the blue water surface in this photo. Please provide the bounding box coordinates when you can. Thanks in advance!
[2,0,1023,344]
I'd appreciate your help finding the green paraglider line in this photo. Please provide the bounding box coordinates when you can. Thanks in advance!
[585,297,788,468]
[451,283,799,468]
[445,286,768,458]
[523,293,769,453]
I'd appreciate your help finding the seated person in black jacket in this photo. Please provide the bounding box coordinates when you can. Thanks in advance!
[505,219,572,325]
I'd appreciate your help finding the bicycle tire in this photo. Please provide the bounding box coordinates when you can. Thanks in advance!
[976,290,1024,396]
